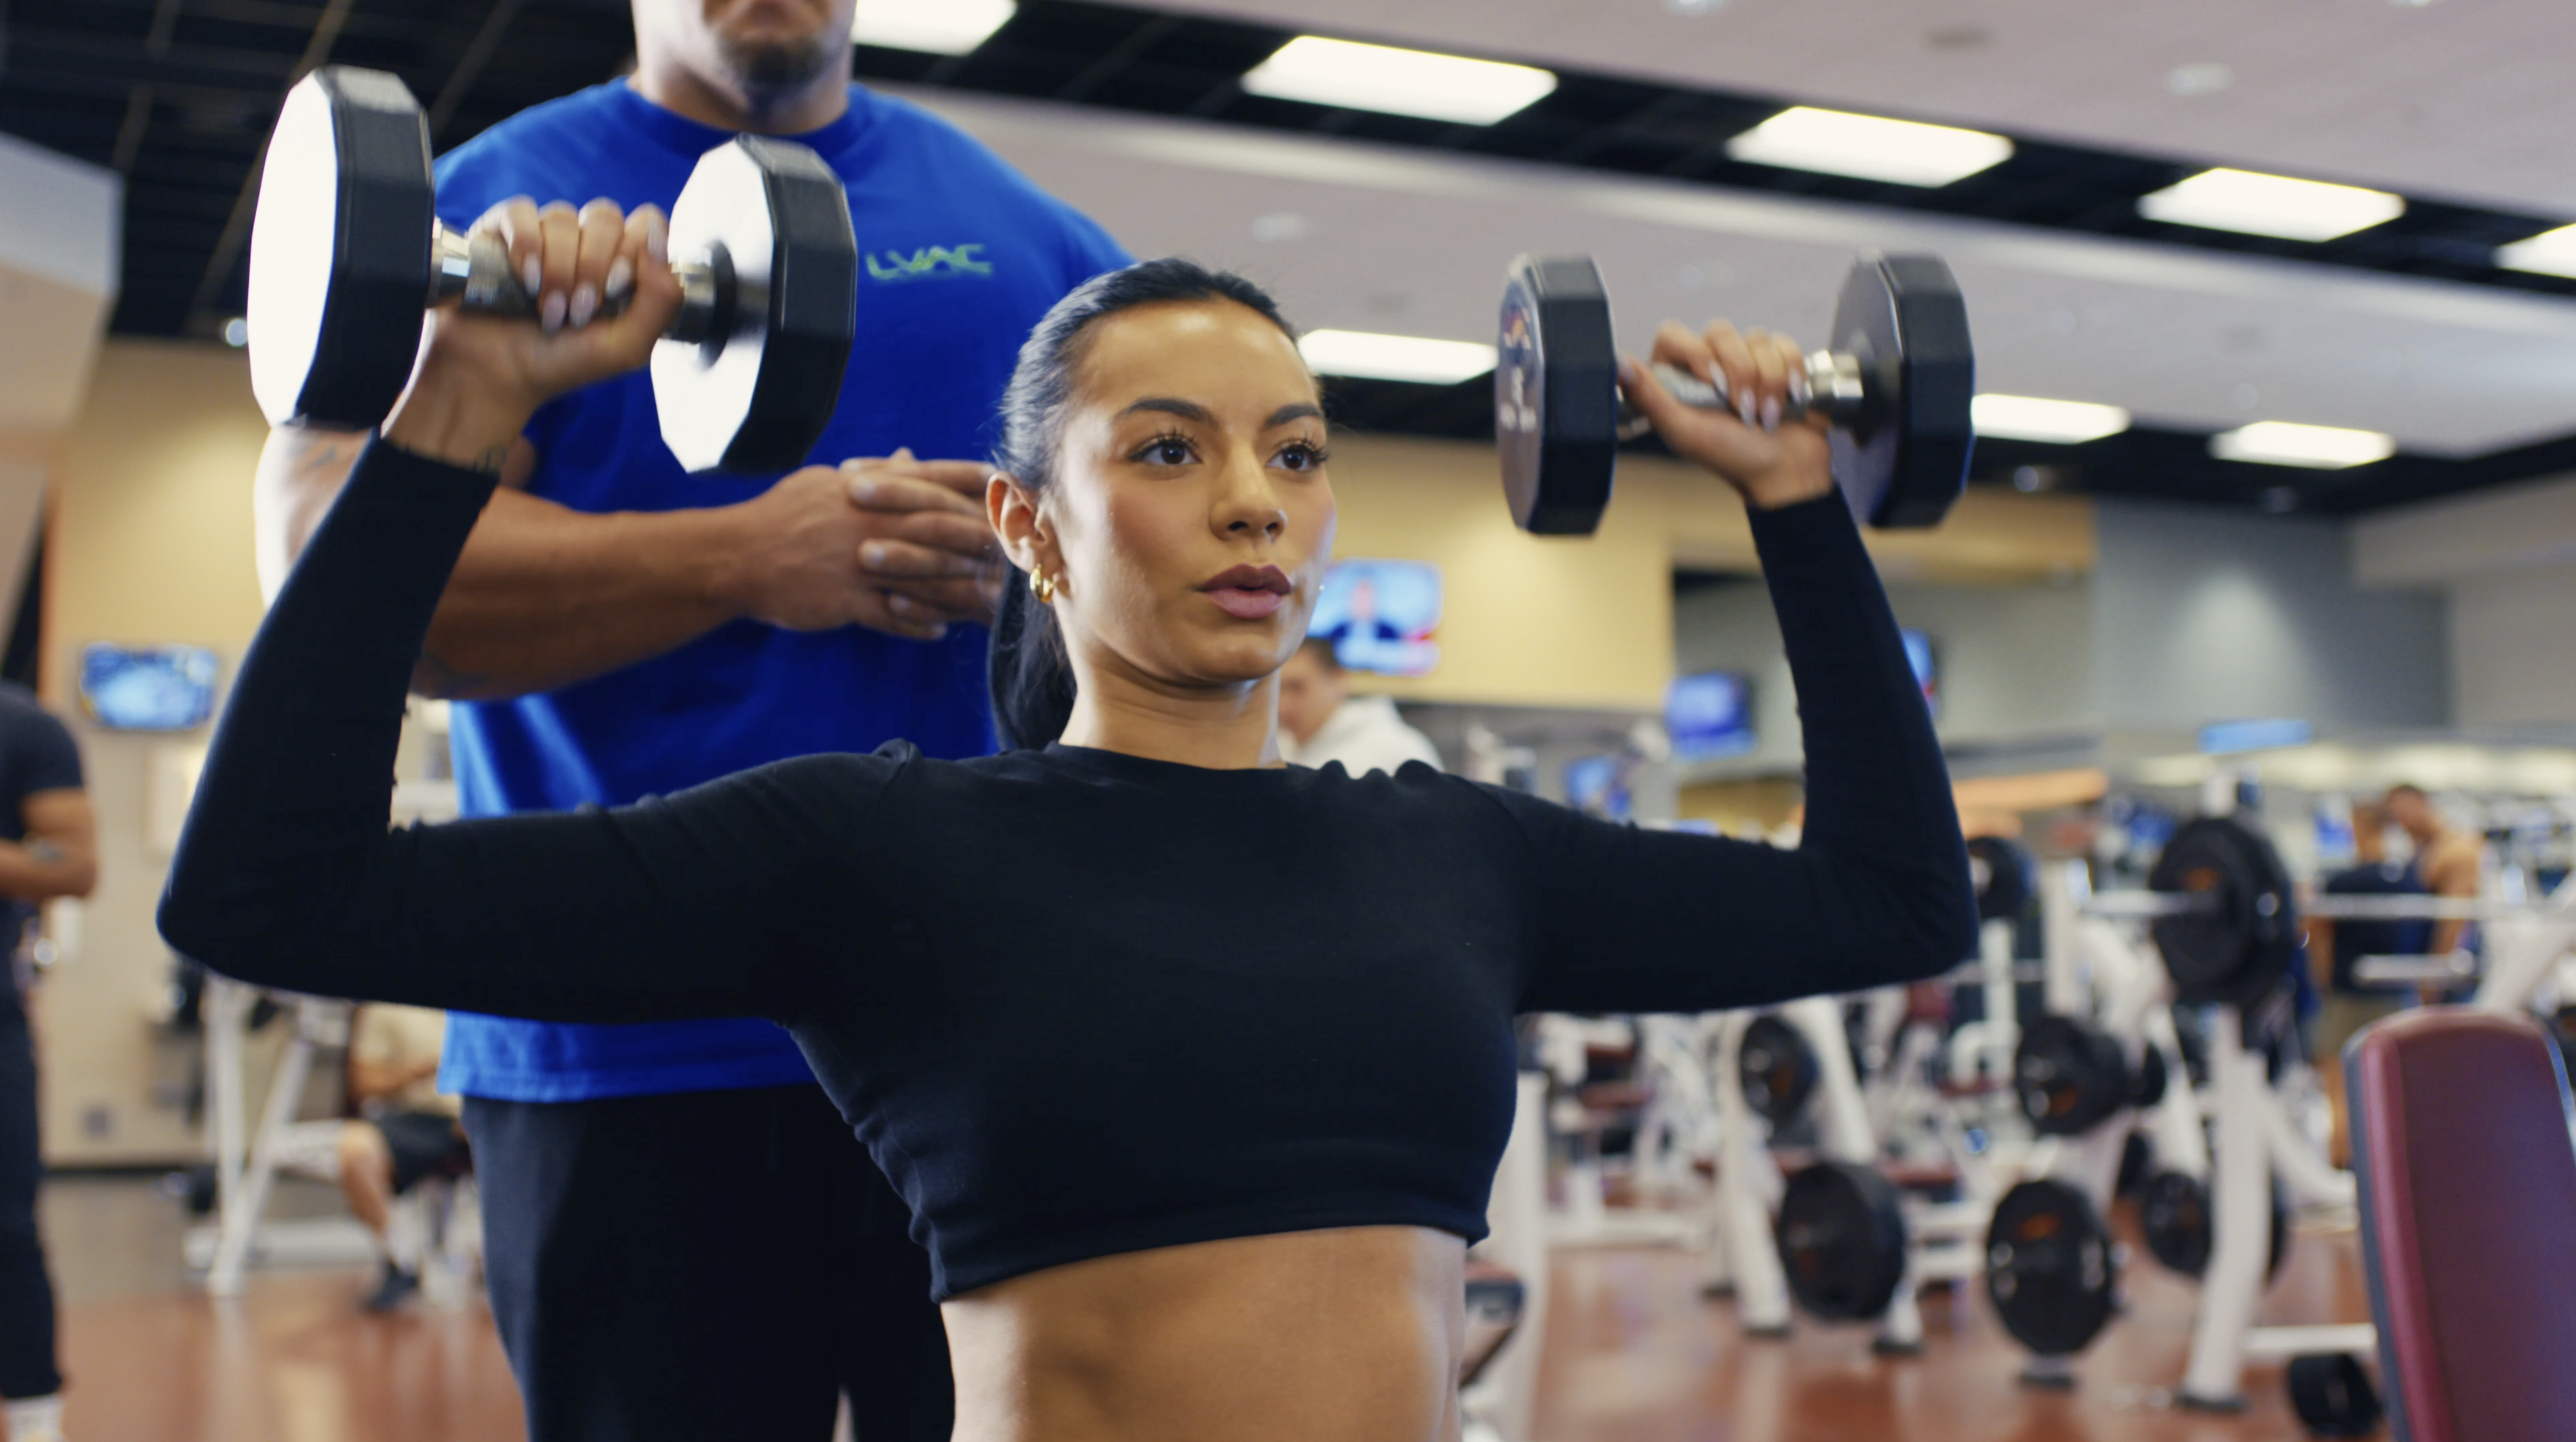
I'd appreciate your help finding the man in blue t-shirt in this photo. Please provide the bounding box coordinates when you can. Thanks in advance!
[251,3,1127,1435]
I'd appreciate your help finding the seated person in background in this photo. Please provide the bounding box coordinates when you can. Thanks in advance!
[1275,639,1442,776]
[2310,801,2433,1165]
[338,1003,471,1312]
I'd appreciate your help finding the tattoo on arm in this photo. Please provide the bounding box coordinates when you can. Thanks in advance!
[471,445,511,476]
[290,432,363,483]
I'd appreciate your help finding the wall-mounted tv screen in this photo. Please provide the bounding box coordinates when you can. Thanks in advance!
[1665,670,1756,761]
[1902,629,1938,718]
[1308,559,1441,677]
[80,643,219,731]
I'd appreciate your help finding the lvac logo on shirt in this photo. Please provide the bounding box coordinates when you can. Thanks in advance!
[866,244,993,282]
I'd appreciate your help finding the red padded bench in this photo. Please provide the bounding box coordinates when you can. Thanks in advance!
[2348,1008,2576,1442]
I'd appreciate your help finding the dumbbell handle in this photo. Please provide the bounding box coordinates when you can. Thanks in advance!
[428,224,731,347]
[1617,353,1864,435]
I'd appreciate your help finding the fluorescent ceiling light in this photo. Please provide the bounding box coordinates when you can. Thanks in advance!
[2209,421,2396,469]
[852,0,1015,55]
[2496,222,2576,279]
[1723,106,2012,186]
[2137,167,2405,241]
[1241,37,1558,126]
[1299,329,1497,384]
[1972,394,2130,444]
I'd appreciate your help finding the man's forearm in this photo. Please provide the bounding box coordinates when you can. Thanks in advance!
[0,840,95,903]
[416,487,745,699]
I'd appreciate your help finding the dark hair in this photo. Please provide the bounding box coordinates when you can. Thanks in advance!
[986,259,1300,750]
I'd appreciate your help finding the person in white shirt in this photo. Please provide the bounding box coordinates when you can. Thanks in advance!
[1276,639,1443,776]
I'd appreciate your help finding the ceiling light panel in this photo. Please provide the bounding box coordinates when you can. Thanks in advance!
[1298,330,1497,384]
[2137,168,2405,242]
[2209,421,2396,468]
[2496,223,2576,279]
[1241,37,1559,126]
[1971,394,2131,444]
[852,0,1016,55]
[1723,107,2013,187]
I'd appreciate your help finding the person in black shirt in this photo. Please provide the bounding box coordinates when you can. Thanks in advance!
[159,206,1972,1442]
[0,684,97,1442]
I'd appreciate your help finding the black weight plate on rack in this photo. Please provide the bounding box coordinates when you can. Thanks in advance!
[1495,255,1619,535]
[1775,1160,1908,1323]
[1829,253,1973,530]
[2014,1015,2131,1138]
[1740,1013,1821,1125]
[2138,1170,2290,1280]
[1966,834,2034,923]
[2148,815,2300,1007]
[2287,1352,2383,1438]
[1985,1178,2116,1357]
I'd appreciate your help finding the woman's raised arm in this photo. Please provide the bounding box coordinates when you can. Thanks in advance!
[158,437,894,1023]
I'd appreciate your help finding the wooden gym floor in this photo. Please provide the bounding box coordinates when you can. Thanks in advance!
[40,1175,2367,1441]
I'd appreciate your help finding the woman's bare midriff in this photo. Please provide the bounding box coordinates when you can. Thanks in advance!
[940,1225,1468,1442]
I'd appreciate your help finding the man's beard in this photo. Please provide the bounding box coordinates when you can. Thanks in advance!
[716,28,840,107]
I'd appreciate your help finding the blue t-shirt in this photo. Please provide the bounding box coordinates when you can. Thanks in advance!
[429,81,1129,1100]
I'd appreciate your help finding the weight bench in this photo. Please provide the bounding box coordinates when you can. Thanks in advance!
[2349,1008,2576,1442]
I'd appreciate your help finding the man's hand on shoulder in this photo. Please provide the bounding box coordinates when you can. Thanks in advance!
[714,450,1001,641]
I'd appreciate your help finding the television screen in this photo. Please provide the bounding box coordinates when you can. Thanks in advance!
[1665,670,1756,760]
[1902,629,1938,717]
[80,643,219,731]
[1309,559,1441,677]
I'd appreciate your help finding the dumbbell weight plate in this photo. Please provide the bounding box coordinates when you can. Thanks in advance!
[248,67,437,431]
[1496,256,1620,535]
[2013,1014,2131,1138]
[653,136,857,474]
[1829,255,1975,530]
[1965,834,2033,923]
[1738,1013,1821,1126]
[2138,1169,2290,1281]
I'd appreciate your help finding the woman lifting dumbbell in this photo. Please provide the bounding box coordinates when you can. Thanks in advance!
[159,196,1975,1442]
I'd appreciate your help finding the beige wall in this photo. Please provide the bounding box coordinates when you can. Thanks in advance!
[41,340,270,1164]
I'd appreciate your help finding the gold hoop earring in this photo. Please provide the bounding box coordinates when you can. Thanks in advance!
[1030,569,1058,605]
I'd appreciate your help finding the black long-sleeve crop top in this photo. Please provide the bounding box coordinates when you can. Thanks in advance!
[159,439,1975,1300]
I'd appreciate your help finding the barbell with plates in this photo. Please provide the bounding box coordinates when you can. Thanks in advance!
[248,66,857,473]
[1738,1014,1821,1126]
[1984,1178,2117,1358]
[1773,1160,1909,1323]
[1494,252,1975,536]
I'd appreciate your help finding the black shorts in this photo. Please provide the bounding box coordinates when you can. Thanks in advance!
[371,1109,471,1194]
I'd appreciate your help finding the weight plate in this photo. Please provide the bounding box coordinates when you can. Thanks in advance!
[2014,1015,2130,1138]
[1985,1178,2116,1357]
[1496,255,1619,535]
[2138,1170,2290,1280]
[248,67,436,430]
[1829,254,1973,531]
[1774,1160,1908,1323]
[654,136,857,474]
[1965,834,2033,923]
[2287,1353,2383,1439]
[2148,815,2300,1007]
[2128,1039,2169,1110]
[1739,1014,1821,1125]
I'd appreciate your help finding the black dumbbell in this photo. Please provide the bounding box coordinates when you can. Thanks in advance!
[247,65,857,473]
[1495,252,1975,535]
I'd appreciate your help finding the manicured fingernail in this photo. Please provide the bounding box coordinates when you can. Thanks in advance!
[1760,396,1782,431]
[648,223,668,264]
[541,291,567,333]
[520,258,543,297]
[1736,390,1759,426]
[849,479,878,504]
[569,284,598,327]
[891,446,914,461]
[860,542,888,567]
[604,260,632,299]
[888,593,913,614]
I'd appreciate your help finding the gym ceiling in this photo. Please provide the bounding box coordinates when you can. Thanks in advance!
[4,0,2574,516]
